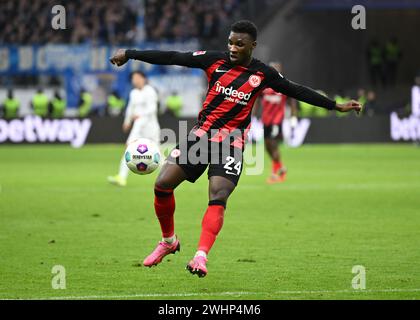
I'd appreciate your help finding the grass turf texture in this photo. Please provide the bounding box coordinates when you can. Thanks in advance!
[0,143,419,300]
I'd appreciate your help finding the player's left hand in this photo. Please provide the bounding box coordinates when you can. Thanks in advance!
[110,49,128,67]
[335,100,362,115]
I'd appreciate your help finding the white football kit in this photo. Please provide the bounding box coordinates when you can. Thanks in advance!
[124,84,160,144]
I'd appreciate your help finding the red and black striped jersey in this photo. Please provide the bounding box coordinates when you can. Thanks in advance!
[126,49,336,148]
[261,88,287,126]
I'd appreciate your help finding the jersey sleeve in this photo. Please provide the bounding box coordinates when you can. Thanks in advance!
[267,70,336,110]
[125,50,223,70]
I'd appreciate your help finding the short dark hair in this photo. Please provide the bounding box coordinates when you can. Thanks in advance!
[231,20,258,41]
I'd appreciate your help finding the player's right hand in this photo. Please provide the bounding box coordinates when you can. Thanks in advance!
[110,49,128,67]
[335,100,362,115]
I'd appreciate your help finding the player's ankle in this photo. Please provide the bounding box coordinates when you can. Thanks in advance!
[194,250,207,259]
[163,234,176,244]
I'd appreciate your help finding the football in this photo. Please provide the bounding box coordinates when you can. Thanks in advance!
[124,138,161,175]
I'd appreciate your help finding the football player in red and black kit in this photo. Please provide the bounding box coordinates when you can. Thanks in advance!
[110,20,361,277]
[256,61,298,183]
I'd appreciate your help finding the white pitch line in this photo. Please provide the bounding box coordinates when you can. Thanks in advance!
[2,288,420,300]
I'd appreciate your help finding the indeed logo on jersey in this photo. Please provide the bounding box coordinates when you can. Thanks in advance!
[215,81,251,105]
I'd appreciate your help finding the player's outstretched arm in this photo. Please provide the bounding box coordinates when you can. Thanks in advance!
[110,49,210,69]
[270,74,362,115]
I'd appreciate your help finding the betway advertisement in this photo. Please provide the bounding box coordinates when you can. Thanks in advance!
[1,114,419,147]
[0,116,91,148]
[390,112,420,141]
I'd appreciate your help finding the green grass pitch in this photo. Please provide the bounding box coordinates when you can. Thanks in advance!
[0,143,419,300]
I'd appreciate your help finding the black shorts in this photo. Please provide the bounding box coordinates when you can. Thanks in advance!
[166,135,244,186]
[264,123,283,140]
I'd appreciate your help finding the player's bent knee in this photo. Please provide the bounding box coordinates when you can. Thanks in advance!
[155,170,172,190]
[154,176,174,191]
[155,163,187,190]
[209,188,232,203]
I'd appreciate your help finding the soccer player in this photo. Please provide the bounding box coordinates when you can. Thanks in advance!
[110,20,361,277]
[108,71,160,187]
[256,61,298,183]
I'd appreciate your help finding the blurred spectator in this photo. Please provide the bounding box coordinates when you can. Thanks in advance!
[50,90,66,118]
[363,90,377,117]
[200,13,219,39]
[165,91,183,117]
[412,74,420,117]
[1,89,21,119]
[356,88,367,106]
[367,39,385,87]
[31,89,49,117]
[384,37,402,86]
[78,89,93,118]
[0,0,277,44]
[107,90,126,117]
[0,0,137,45]
[144,0,239,41]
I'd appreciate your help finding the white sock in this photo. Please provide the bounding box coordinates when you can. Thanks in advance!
[163,234,176,244]
[195,250,207,259]
[118,155,129,179]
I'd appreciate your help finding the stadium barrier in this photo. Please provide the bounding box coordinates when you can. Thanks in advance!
[0,113,419,148]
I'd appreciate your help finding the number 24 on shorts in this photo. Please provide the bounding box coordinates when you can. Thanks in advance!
[224,156,242,176]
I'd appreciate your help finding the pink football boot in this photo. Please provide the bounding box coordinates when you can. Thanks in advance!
[186,256,208,277]
[143,238,180,267]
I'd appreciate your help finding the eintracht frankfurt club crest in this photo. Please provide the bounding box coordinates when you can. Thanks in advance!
[248,75,261,88]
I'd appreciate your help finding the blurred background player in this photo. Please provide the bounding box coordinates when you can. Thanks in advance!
[257,61,298,183]
[107,71,160,187]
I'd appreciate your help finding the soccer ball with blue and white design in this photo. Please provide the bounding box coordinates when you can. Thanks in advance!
[124,138,161,175]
